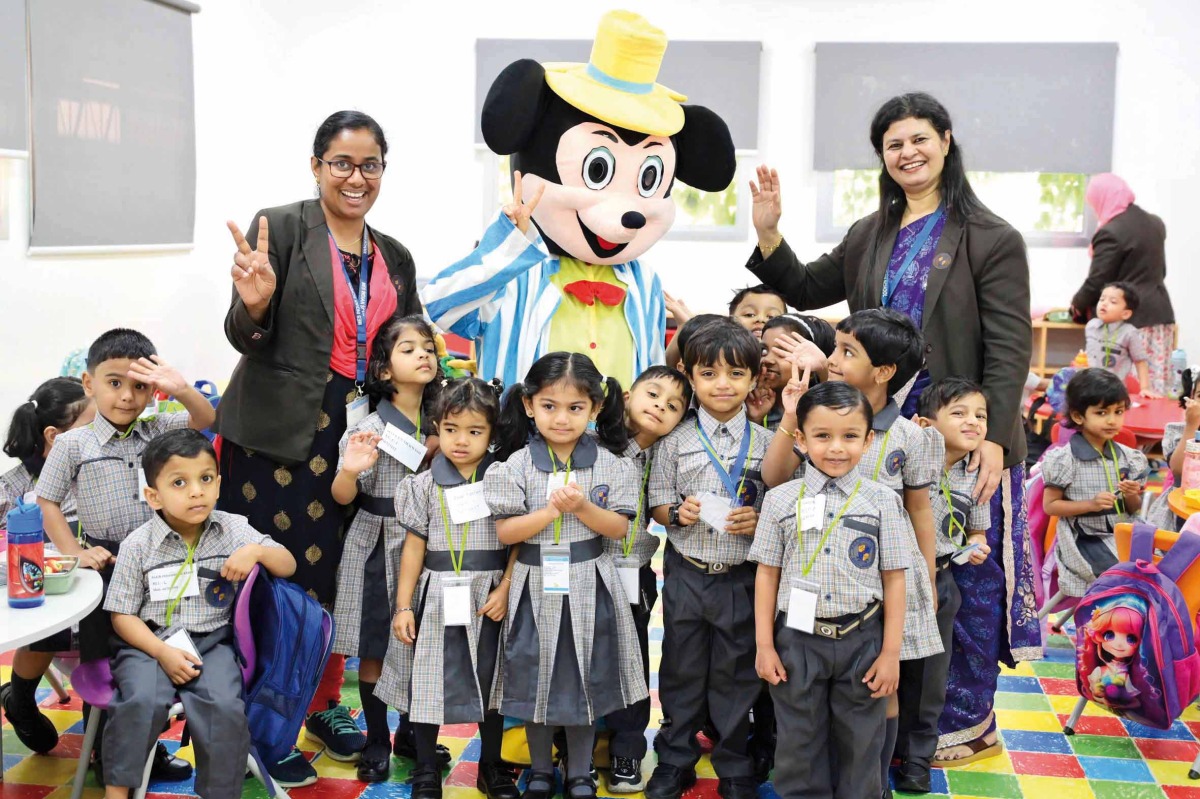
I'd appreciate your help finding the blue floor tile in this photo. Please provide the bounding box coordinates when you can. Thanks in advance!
[1077,755,1155,782]
[1121,718,1195,740]
[996,675,1043,694]
[998,728,1074,754]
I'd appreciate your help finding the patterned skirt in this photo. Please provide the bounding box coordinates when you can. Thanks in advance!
[1139,324,1176,396]
[937,465,1042,748]
[218,372,355,606]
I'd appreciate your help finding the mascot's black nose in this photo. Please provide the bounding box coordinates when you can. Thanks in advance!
[621,211,647,230]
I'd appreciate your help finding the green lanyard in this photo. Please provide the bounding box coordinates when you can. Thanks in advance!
[697,425,756,501]
[795,480,861,577]
[939,472,967,547]
[164,535,200,627]
[872,429,893,480]
[623,456,652,558]
[1097,440,1126,517]
[1103,324,1117,367]
[437,468,478,576]
[547,444,572,545]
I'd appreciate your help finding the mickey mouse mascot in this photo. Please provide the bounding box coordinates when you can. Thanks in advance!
[423,10,735,387]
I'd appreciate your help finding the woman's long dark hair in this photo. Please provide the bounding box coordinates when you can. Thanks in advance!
[495,352,628,461]
[869,92,984,236]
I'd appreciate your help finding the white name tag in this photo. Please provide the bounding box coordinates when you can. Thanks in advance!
[161,627,201,662]
[799,496,826,531]
[137,466,149,503]
[446,483,490,525]
[952,541,982,565]
[613,556,641,604]
[379,423,425,471]
[786,579,821,633]
[698,492,732,533]
[542,545,571,594]
[443,577,472,626]
[345,394,369,427]
[148,564,199,603]
[545,471,571,500]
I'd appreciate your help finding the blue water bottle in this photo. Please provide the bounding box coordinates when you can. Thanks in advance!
[1170,349,1188,399]
[7,501,46,608]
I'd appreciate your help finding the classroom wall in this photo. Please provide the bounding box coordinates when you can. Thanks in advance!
[1,0,1196,470]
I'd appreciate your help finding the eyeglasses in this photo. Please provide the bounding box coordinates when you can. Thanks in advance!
[316,157,386,180]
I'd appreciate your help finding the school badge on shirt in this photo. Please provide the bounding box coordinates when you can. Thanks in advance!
[886,450,906,476]
[849,537,877,568]
[590,484,610,509]
[736,480,758,508]
[205,577,234,608]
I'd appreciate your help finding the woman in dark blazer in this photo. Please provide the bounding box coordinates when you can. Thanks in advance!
[745,93,1041,780]
[1070,173,1175,394]
[217,111,421,787]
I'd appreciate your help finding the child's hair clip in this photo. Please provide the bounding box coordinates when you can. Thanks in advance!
[488,378,505,397]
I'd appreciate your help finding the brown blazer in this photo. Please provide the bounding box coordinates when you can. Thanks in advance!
[218,200,422,464]
[1071,204,1174,328]
[747,207,1032,469]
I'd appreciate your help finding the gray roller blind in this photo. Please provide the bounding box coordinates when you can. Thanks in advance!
[476,39,761,150]
[28,0,197,251]
[0,0,27,154]
[813,42,1117,173]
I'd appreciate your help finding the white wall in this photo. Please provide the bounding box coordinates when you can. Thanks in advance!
[1,0,1197,470]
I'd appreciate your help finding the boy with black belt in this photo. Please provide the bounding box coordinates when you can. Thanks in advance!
[752,382,909,799]
[36,328,216,782]
[102,429,296,799]
[646,320,769,799]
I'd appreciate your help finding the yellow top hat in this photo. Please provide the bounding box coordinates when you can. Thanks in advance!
[543,10,687,137]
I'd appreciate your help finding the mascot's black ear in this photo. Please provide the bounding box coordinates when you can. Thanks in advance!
[673,105,736,192]
[481,59,550,155]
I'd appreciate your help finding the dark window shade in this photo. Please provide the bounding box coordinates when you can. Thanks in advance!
[28,0,197,250]
[813,42,1117,173]
[0,0,28,154]
[475,39,761,150]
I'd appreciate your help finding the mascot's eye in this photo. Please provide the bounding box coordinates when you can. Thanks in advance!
[1103,631,1116,641]
[638,155,664,197]
[583,147,615,190]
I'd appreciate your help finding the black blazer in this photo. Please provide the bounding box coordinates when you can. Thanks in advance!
[1071,204,1174,328]
[218,200,422,464]
[747,208,1032,469]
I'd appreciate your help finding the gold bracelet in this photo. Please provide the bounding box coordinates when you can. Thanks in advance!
[760,235,784,259]
[502,576,512,583]
[777,426,795,438]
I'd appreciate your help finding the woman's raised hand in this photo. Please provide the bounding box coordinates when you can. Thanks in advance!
[227,216,277,311]
[749,165,783,240]
[503,171,545,235]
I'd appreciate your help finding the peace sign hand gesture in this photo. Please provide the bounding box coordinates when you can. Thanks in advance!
[503,171,545,235]
[227,216,276,314]
[781,363,812,415]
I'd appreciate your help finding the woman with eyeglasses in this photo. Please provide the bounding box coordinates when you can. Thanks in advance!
[215,110,423,788]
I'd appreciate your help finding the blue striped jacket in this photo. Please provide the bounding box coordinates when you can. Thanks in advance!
[421,212,666,387]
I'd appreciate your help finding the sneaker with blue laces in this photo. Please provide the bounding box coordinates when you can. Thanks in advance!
[304,700,367,761]
[267,748,318,789]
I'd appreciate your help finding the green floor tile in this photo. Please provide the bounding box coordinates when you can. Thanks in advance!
[1089,779,1168,798]
[1068,734,1143,759]
[993,691,1053,711]
[945,770,1023,798]
[1029,660,1076,678]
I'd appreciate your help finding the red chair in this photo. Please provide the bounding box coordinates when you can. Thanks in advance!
[1050,423,1138,449]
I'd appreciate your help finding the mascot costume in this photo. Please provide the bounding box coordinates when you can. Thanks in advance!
[423,10,736,388]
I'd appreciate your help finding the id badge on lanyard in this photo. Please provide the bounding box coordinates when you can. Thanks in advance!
[443,576,473,626]
[613,554,641,605]
[542,545,571,594]
[335,227,372,419]
[786,579,821,633]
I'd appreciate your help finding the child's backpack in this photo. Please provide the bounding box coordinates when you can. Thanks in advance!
[234,566,334,767]
[1072,522,1200,728]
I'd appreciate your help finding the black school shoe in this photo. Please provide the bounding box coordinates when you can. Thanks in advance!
[894,760,932,793]
[563,775,597,799]
[521,768,557,799]
[392,727,453,767]
[304,701,367,761]
[357,738,392,783]
[0,683,59,754]
[92,743,193,787]
[477,760,520,799]
[410,765,444,799]
[717,777,758,799]
[644,763,697,799]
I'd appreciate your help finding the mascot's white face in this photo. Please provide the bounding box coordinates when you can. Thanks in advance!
[522,122,677,265]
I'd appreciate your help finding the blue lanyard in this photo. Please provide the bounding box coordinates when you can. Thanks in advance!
[882,206,944,307]
[695,418,753,505]
[330,227,371,383]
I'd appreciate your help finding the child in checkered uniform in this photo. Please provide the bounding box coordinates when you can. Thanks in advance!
[483,351,647,799]
[374,377,519,799]
[1043,368,1148,598]
[752,381,910,799]
[327,315,444,781]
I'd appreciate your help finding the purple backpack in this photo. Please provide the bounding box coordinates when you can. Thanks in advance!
[1073,522,1200,729]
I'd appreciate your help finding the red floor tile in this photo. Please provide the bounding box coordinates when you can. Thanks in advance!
[1057,713,1129,736]
[445,761,479,787]
[1040,677,1081,696]
[1136,737,1200,762]
[1008,751,1086,778]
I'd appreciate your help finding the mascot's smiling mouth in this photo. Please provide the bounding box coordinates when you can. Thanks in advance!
[577,213,630,259]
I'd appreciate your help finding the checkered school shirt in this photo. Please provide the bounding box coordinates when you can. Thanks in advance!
[1086,319,1147,380]
[750,466,911,619]
[931,455,993,557]
[1042,433,1149,538]
[0,462,77,524]
[861,401,938,491]
[603,438,660,567]
[104,510,283,633]
[648,406,769,565]
[36,413,191,541]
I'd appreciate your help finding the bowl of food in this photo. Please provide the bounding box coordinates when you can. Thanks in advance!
[43,555,79,594]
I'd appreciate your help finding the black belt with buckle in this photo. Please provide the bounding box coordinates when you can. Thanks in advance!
[812,601,881,640]
[936,554,954,572]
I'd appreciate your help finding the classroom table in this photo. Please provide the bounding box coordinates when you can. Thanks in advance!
[1123,397,1184,441]
[1167,488,1200,521]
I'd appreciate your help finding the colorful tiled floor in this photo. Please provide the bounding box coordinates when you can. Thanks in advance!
[7,548,1200,798]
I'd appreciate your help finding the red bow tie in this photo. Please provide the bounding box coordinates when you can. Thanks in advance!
[563,280,627,307]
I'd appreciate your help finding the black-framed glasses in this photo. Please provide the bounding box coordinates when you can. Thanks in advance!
[316,157,386,180]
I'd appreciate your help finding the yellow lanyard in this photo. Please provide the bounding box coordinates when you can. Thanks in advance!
[623,456,652,558]
[437,468,477,576]
[796,480,861,577]
[164,535,200,628]
[872,429,893,481]
[939,472,967,547]
[548,444,572,545]
[1097,440,1125,516]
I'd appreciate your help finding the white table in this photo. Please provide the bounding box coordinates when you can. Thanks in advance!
[1,568,103,780]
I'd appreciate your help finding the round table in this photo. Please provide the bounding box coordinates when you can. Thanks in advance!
[1,568,102,780]
[1167,488,1200,521]
[1123,397,1184,441]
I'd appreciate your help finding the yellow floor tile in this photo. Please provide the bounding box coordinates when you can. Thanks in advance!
[1180,704,1200,722]
[1006,662,1037,677]
[311,751,362,780]
[1017,775,1097,798]
[43,708,83,732]
[2,753,84,785]
[446,787,486,799]
[1046,695,1110,717]
[1145,758,1200,787]
[992,709,1064,732]
[43,785,104,799]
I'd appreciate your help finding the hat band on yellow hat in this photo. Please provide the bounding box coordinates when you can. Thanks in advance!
[585,62,654,96]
